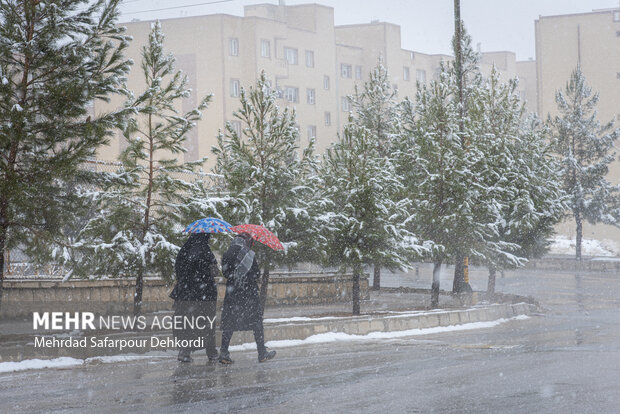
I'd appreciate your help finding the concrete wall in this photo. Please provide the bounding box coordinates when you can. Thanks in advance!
[0,273,369,318]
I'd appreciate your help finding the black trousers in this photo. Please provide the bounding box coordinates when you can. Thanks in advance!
[173,300,218,358]
[221,323,266,355]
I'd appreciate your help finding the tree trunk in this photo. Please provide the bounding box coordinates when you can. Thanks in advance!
[452,252,466,293]
[372,264,380,290]
[133,270,144,316]
[134,113,154,317]
[352,265,361,315]
[259,266,270,312]
[0,226,6,316]
[575,214,583,260]
[431,259,442,308]
[487,266,496,298]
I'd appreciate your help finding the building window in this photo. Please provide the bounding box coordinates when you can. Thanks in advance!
[307,125,316,141]
[323,75,330,90]
[285,86,299,103]
[416,69,426,84]
[403,66,410,81]
[614,10,620,22]
[284,47,298,65]
[305,50,314,68]
[392,84,398,97]
[341,63,352,78]
[306,88,315,105]
[617,72,620,79]
[433,67,441,80]
[261,39,270,58]
[324,111,331,126]
[230,79,240,97]
[410,51,415,60]
[230,120,241,136]
[341,96,351,112]
[229,38,239,56]
[355,65,362,80]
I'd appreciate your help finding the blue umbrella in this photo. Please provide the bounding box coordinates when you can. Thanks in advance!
[183,217,233,234]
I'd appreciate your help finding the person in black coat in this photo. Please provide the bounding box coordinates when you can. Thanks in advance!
[219,233,276,364]
[170,233,220,362]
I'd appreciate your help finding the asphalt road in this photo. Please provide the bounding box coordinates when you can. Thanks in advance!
[2,266,620,413]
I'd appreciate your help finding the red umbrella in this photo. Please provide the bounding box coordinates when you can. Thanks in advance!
[231,224,284,251]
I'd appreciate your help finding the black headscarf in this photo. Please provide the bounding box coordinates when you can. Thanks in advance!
[171,233,217,301]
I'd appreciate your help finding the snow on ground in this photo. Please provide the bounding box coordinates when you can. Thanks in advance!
[0,357,84,373]
[0,355,159,374]
[548,236,619,257]
[231,315,530,351]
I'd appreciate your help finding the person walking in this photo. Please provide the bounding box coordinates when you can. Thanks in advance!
[170,233,220,362]
[219,232,276,364]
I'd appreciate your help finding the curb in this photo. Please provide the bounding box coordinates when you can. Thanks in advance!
[258,302,535,342]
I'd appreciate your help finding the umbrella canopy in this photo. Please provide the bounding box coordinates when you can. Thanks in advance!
[231,224,284,251]
[183,217,233,234]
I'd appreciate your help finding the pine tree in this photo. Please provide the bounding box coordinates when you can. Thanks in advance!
[397,28,504,307]
[450,21,484,294]
[350,59,401,290]
[398,66,474,307]
[550,66,620,260]
[470,69,565,295]
[67,21,211,315]
[212,71,316,309]
[0,0,132,313]
[318,121,426,315]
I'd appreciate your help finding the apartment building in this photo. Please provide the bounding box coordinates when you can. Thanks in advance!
[536,8,620,245]
[94,2,522,168]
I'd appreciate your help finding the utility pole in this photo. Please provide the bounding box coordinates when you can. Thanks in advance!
[454,0,464,133]
[452,0,472,296]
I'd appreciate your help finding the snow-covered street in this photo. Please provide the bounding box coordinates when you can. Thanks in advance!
[2,267,620,413]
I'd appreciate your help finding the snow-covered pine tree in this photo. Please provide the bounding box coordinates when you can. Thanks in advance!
[397,48,497,307]
[318,120,426,315]
[487,116,566,292]
[0,0,132,313]
[69,21,211,315]
[212,71,317,309]
[399,67,464,307]
[350,58,401,290]
[450,23,485,294]
[470,69,565,295]
[350,57,399,155]
[550,66,620,260]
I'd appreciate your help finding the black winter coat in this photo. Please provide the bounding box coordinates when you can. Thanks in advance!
[170,233,218,302]
[220,242,262,331]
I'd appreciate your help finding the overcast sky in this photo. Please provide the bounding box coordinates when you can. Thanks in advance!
[119,0,619,61]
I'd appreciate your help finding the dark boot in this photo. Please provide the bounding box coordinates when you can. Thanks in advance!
[177,349,192,363]
[258,349,276,363]
[218,350,233,364]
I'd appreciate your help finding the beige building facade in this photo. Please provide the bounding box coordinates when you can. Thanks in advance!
[95,2,520,169]
[536,9,620,247]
